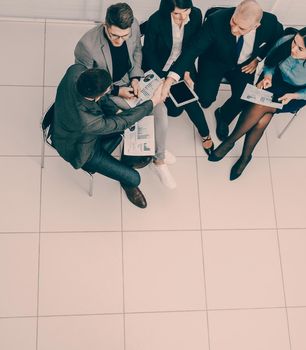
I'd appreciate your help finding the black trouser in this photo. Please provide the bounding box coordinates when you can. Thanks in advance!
[165,97,209,137]
[82,135,140,188]
[196,59,255,125]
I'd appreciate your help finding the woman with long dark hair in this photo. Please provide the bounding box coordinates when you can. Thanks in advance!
[142,0,214,155]
[209,27,306,179]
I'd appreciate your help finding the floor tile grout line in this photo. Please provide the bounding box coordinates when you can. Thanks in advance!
[3,154,306,159]
[0,84,57,88]
[36,18,47,350]
[3,304,306,319]
[2,227,306,235]
[194,127,212,350]
[266,132,293,350]
[119,187,127,350]
[4,227,306,234]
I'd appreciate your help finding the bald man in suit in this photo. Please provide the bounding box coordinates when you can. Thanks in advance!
[162,0,283,141]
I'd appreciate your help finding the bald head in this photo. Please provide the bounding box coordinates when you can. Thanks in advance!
[235,0,263,23]
[230,0,263,37]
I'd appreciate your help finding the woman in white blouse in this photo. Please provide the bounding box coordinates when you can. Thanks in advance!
[143,0,214,155]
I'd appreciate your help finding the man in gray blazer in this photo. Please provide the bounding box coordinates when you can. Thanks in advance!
[75,2,176,189]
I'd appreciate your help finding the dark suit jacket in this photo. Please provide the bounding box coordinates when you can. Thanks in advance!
[172,7,283,78]
[142,7,202,78]
[51,64,153,169]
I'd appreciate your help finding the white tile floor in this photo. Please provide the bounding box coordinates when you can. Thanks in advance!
[0,17,306,350]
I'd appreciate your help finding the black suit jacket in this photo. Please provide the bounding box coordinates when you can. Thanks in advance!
[142,7,202,78]
[172,7,283,78]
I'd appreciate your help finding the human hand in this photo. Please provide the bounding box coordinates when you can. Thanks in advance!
[118,86,136,99]
[184,71,194,89]
[241,58,259,74]
[161,77,175,101]
[131,78,140,98]
[151,83,163,107]
[256,75,272,89]
[278,93,299,105]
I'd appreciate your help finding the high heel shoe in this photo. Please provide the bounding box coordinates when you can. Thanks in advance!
[208,141,235,162]
[230,155,252,181]
[202,136,214,156]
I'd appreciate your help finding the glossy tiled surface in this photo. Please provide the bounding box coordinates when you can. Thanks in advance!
[1,17,306,350]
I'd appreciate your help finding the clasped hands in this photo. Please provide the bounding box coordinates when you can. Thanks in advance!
[118,78,141,99]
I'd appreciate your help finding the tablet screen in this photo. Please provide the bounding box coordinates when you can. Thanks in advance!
[170,81,196,104]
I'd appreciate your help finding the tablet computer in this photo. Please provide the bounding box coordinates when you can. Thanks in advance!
[169,80,199,108]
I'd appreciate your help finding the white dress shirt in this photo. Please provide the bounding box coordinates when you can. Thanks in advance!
[162,15,190,72]
[237,29,256,64]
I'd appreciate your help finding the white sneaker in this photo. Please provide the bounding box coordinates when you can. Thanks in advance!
[152,163,177,189]
[164,150,176,165]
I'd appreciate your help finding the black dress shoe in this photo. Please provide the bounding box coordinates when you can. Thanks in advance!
[121,155,152,169]
[208,141,235,162]
[208,150,223,162]
[123,186,147,208]
[215,108,229,141]
[230,155,252,181]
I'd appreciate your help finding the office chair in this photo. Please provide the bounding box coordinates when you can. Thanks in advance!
[41,103,96,196]
[42,103,124,197]
[278,107,304,138]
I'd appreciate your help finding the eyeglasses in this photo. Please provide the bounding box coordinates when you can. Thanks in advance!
[105,26,131,41]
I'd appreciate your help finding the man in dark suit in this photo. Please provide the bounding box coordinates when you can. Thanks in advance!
[162,0,283,140]
[51,64,163,208]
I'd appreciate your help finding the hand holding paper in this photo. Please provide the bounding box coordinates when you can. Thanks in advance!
[278,93,299,105]
[241,83,283,109]
[257,76,272,89]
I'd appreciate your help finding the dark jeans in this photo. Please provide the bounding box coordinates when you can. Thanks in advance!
[82,135,140,188]
[165,98,209,137]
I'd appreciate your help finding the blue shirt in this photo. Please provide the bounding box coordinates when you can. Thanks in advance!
[263,35,306,100]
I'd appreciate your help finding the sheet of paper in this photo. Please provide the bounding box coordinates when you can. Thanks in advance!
[241,83,283,109]
[124,70,162,108]
[124,115,155,156]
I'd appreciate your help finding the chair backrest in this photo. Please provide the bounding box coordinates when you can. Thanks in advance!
[42,103,54,130]
[140,20,147,37]
[42,103,55,142]
[283,26,298,36]
[204,6,228,21]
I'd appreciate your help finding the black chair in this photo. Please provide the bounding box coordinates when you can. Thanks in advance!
[140,20,148,37]
[273,27,301,139]
[41,103,122,196]
[278,106,305,138]
[203,7,231,86]
[203,6,228,20]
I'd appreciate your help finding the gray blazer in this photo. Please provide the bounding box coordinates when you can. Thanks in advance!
[74,19,144,87]
[51,64,153,169]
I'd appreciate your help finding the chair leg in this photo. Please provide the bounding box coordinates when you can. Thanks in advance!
[278,112,297,139]
[41,137,46,168]
[88,173,94,197]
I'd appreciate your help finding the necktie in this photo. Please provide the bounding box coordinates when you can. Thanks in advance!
[236,35,244,62]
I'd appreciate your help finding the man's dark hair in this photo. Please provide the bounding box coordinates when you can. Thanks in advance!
[105,3,134,29]
[77,69,112,99]
[265,27,306,68]
[159,0,193,16]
